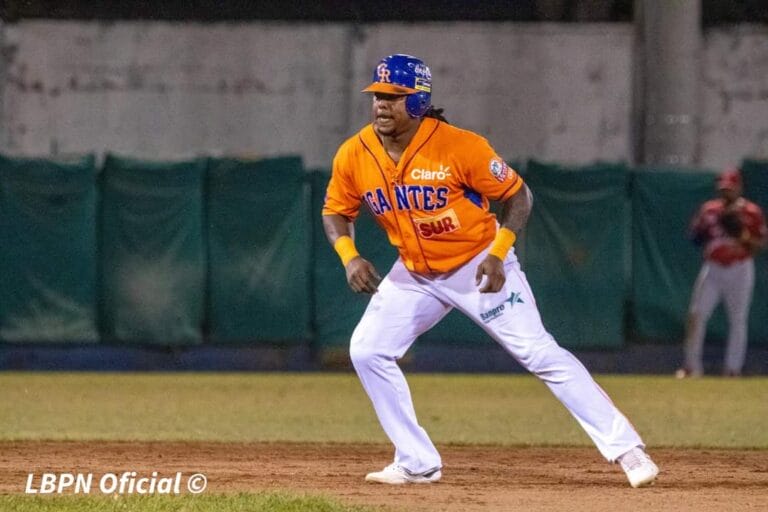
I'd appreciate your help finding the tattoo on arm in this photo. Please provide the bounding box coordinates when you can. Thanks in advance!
[498,183,533,233]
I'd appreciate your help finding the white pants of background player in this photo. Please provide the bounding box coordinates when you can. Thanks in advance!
[350,246,644,474]
[684,259,754,375]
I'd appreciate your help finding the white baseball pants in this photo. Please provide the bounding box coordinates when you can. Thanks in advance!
[349,247,644,474]
[684,259,755,375]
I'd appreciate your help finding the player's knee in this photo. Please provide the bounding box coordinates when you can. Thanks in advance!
[518,350,546,374]
[521,343,573,378]
[349,344,381,369]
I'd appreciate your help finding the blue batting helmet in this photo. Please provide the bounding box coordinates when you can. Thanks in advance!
[362,54,432,118]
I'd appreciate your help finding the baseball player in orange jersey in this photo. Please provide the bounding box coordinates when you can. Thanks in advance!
[322,54,659,488]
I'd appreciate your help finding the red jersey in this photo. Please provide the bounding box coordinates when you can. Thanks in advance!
[690,198,767,265]
[323,117,523,274]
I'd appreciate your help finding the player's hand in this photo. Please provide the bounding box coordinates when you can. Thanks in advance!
[345,257,382,294]
[475,255,506,293]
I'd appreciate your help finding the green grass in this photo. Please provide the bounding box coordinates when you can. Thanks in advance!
[0,492,373,512]
[0,372,766,448]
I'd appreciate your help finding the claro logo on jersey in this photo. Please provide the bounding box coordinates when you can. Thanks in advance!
[411,164,451,181]
[413,209,460,238]
[363,185,449,216]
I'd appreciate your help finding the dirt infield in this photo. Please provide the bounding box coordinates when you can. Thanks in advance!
[1,441,766,511]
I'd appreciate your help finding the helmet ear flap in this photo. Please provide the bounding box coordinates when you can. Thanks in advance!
[406,91,431,118]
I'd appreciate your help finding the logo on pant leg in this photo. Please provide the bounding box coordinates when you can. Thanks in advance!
[480,291,524,323]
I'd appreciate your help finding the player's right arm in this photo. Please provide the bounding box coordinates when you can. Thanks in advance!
[322,145,382,294]
[688,202,713,246]
[322,214,382,294]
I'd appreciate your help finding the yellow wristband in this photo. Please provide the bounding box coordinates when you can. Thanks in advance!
[333,235,360,267]
[488,227,517,261]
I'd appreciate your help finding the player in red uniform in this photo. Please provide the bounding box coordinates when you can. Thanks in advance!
[677,168,768,378]
[323,54,659,487]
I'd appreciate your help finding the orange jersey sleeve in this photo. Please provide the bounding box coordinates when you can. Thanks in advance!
[322,139,362,221]
[452,131,524,202]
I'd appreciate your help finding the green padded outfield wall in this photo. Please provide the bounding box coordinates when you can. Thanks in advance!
[311,170,398,348]
[630,168,727,343]
[207,157,310,343]
[631,164,768,346]
[523,160,629,348]
[741,160,768,345]
[0,154,98,343]
[99,154,206,345]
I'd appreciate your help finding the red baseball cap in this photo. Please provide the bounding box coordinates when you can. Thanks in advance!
[717,168,742,190]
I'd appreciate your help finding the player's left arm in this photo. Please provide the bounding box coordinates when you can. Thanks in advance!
[475,183,533,293]
[739,205,768,255]
[496,182,533,236]
[455,137,530,293]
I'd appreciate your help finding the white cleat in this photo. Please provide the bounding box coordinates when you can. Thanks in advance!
[618,446,659,488]
[675,367,702,379]
[365,463,442,485]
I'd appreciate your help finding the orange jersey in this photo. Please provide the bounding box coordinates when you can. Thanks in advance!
[323,117,523,274]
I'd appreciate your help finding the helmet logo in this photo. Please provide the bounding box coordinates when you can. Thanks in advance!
[376,63,391,83]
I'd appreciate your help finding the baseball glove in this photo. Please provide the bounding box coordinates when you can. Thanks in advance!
[719,210,744,238]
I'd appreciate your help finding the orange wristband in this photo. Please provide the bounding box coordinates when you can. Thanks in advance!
[488,227,517,261]
[333,236,360,266]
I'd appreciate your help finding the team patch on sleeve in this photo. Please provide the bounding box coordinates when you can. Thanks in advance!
[489,158,510,182]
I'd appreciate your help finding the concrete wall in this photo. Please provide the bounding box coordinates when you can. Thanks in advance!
[1,22,351,167]
[1,21,766,169]
[701,25,768,169]
[351,23,632,165]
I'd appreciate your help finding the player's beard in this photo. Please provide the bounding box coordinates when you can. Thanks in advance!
[373,115,397,136]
